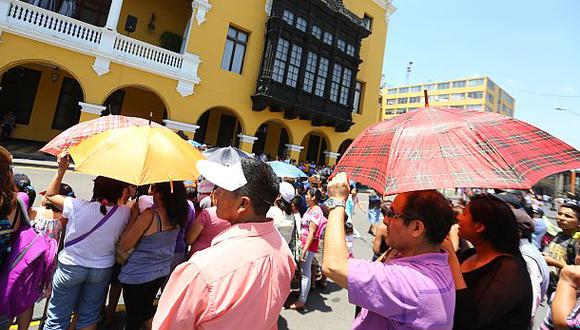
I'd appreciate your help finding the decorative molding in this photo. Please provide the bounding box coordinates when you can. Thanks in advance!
[384,0,397,23]
[238,134,258,144]
[163,119,199,133]
[323,151,340,159]
[265,0,273,16]
[192,0,212,25]
[285,144,304,152]
[92,56,110,76]
[78,102,106,115]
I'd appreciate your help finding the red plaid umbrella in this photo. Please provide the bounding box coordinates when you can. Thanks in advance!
[335,107,580,195]
[40,115,164,156]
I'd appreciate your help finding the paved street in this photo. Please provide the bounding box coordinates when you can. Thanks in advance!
[12,165,554,329]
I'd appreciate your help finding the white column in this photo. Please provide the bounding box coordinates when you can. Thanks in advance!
[79,102,106,115]
[323,151,340,159]
[163,119,199,134]
[285,144,304,152]
[238,134,258,144]
[105,0,124,30]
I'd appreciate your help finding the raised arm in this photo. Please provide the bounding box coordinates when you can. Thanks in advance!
[552,265,580,329]
[44,153,70,211]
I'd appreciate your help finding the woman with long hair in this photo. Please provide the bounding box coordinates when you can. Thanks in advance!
[289,188,325,311]
[43,155,131,330]
[444,194,532,329]
[117,181,187,330]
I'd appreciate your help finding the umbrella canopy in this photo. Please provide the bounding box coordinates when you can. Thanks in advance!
[202,146,251,166]
[267,161,307,178]
[334,107,580,195]
[69,126,204,186]
[187,140,205,148]
[40,115,164,156]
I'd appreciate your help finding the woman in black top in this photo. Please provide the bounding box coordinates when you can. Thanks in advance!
[443,194,532,330]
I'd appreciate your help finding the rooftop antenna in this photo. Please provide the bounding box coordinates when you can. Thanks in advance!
[405,61,413,84]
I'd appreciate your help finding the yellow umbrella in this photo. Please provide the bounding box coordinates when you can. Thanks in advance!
[69,126,204,186]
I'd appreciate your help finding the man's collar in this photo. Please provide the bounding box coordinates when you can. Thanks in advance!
[211,220,275,246]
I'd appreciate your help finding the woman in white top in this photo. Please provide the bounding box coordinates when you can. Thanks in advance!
[43,155,131,330]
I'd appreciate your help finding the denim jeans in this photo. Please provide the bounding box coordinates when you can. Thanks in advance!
[299,251,315,303]
[44,262,113,329]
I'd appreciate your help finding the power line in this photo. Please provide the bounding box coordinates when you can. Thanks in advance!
[496,83,580,98]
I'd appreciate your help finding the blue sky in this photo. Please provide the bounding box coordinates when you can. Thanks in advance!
[382,0,580,149]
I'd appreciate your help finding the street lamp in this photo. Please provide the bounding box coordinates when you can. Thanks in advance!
[555,107,580,119]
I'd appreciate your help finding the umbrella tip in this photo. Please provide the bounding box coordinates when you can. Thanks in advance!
[423,90,430,107]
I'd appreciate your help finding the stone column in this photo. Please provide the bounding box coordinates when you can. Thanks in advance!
[105,0,124,30]
[78,102,106,122]
[238,134,258,154]
[285,144,304,163]
[323,151,340,167]
[163,119,199,139]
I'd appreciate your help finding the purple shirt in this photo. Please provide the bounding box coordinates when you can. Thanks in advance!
[348,251,455,329]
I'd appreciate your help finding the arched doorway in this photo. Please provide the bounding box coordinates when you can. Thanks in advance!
[0,62,84,142]
[252,121,291,159]
[337,139,353,162]
[194,107,243,147]
[102,86,167,124]
[301,132,329,165]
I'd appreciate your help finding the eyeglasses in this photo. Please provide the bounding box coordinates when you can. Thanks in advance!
[383,206,403,219]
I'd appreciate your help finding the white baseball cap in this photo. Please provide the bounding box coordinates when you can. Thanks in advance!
[196,160,247,192]
[279,182,295,203]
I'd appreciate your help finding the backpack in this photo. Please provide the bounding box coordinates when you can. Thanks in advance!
[0,199,21,269]
[0,201,57,317]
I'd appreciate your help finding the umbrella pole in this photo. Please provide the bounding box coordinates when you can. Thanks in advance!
[148,112,153,125]
[424,90,430,107]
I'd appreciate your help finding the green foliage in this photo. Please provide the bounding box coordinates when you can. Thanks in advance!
[159,31,183,52]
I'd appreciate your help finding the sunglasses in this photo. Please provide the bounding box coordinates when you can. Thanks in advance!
[383,206,404,220]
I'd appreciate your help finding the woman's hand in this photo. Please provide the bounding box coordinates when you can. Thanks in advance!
[441,238,456,254]
[57,152,71,169]
[327,172,350,203]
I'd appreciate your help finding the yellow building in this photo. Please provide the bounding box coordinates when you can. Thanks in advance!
[380,77,515,120]
[0,0,396,166]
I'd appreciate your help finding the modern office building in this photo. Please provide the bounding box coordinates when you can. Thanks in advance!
[380,76,515,120]
[0,0,396,165]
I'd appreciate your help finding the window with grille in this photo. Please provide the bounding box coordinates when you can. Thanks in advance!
[353,81,363,113]
[311,25,322,39]
[282,10,294,25]
[285,44,303,87]
[323,32,333,45]
[346,44,355,56]
[315,57,329,97]
[272,38,290,83]
[337,39,346,52]
[330,64,342,102]
[339,68,352,105]
[295,17,307,32]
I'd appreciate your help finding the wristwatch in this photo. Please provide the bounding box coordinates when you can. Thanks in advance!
[326,198,346,210]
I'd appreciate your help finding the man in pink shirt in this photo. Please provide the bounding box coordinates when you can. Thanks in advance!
[153,159,296,329]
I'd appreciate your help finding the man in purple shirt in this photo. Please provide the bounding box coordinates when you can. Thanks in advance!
[323,173,456,329]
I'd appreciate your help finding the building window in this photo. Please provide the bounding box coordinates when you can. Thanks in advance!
[282,10,294,25]
[0,66,41,125]
[410,86,421,92]
[397,97,408,104]
[486,94,494,103]
[436,94,449,102]
[221,26,248,74]
[346,44,355,56]
[285,44,303,87]
[330,64,342,102]
[485,105,494,112]
[398,87,409,93]
[467,91,483,99]
[339,68,352,105]
[74,0,111,27]
[387,98,396,105]
[303,52,317,93]
[52,77,83,130]
[452,80,466,88]
[468,78,484,86]
[295,17,307,32]
[409,96,421,103]
[311,25,322,39]
[437,82,450,90]
[315,57,329,97]
[353,81,363,114]
[466,104,483,111]
[487,79,495,90]
[450,105,464,109]
[388,88,397,95]
[272,38,290,83]
[362,14,373,30]
[451,93,465,100]
[424,84,437,91]
[323,32,333,45]
[395,108,406,114]
[337,39,346,52]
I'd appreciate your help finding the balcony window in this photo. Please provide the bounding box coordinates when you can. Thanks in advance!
[311,25,322,39]
[452,80,466,88]
[221,26,248,74]
[346,44,355,56]
[388,88,397,95]
[398,87,409,93]
[295,17,307,32]
[303,52,317,93]
[451,93,465,100]
[410,86,422,92]
[437,82,450,90]
[272,38,290,83]
[339,69,352,105]
[353,81,363,114]
[282,10,294,25]
[467,91,483,99]
[337,39,346,52]
[362,14,373,30]
[387,98,396,105]
[468,78,484,86]
[52,77,83,130]
[409,96,421,103]
[315,57,329,97]
[330,64,342,102]
[323,32,333,45]
[74,0,111,27]
[397,98,408,104]
[285,44,302,87]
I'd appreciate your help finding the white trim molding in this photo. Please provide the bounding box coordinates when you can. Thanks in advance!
[265,0,273,16]
[285,144,304,152]
[192,0,212,25]
[238,134,258,144]
[78,102,106,115]
[323,151,340,159]
[163,120,199,133]
[372,0,397,23]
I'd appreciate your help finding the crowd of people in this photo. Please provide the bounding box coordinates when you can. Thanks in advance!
[2,143,580,329]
